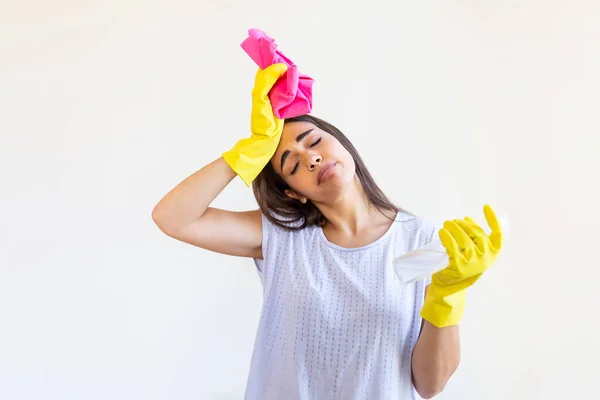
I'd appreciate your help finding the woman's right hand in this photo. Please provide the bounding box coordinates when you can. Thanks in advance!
[222,63,288,187]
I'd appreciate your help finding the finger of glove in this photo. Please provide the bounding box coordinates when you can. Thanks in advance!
[439,228,462,259]
[465,215,498,252]
[484,204,503,251]
[250,103,282,138]
[253,63,288,98]
[250,65,287,136]
[443,220,474,251]
[454,218,487,254]
[465,216,477,224]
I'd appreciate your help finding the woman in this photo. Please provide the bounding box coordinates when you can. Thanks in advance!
[152,64,503,399]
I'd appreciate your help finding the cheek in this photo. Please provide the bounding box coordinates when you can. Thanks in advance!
[289,174,311,191]
[285,173,315,196]
[334,146,355,168]
[339,152,357,179]
[346,154,356,170]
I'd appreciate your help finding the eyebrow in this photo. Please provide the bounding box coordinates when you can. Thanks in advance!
[280,129,314,172]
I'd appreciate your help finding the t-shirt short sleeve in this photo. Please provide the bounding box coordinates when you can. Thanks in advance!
[252,211,296,283]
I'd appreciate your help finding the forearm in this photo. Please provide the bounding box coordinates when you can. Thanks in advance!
[411,320,460,399]
[152,157,236,229]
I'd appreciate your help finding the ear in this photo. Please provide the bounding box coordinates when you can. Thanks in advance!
[284,189,307,204]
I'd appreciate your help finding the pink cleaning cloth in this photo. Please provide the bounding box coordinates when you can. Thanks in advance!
[240,28,314,119]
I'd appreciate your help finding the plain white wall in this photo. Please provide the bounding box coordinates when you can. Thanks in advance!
[1,1,599,399]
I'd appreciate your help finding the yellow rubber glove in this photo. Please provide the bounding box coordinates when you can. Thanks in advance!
[420,204,504,328]
[222,63,288,187]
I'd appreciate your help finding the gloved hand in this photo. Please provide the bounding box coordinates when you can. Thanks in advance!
[420,204,504,328]
[222,63,288,187]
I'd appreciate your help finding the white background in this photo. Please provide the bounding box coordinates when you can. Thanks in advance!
[1,1,599,399]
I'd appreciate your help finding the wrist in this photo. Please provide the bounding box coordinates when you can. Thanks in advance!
[420,284,466,328]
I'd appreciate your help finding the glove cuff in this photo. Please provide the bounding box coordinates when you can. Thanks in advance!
[222,135,280,187]
[420,284,467,328]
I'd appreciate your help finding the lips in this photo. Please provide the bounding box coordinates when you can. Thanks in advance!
[317,162,337,185]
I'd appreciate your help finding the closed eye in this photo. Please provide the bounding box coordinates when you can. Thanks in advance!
[290,137,321,175]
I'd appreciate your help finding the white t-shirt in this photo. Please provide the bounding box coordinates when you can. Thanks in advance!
[246,210,438,400]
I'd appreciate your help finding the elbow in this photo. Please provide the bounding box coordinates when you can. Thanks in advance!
[415,383,445,399]
[413,361,459,399]
[151,205,165,227]
[151,205,174,234]
[415,375,451,399]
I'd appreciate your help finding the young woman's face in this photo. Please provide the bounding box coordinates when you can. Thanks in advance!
[271,121,356,203]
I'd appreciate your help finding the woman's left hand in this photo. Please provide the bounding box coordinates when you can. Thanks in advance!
[434,203,504,292]
[420,204,504,328]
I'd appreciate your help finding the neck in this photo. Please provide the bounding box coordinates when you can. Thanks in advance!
[316,176,382,234]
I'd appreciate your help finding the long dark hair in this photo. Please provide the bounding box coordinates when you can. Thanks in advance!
[252,114,410,230]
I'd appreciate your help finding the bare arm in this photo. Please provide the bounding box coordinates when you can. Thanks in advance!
[411,285,461,399]
[151,157,262,259]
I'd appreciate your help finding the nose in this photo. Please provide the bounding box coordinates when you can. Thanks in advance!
[308,155,322,171]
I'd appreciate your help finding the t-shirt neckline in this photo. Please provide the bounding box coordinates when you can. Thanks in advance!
[316,212,400,252]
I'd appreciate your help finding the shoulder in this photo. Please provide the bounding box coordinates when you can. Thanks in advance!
[393,210,442,248]
[394,210,440,231]
[254,209,313,274]
[259,209,307,232]
[257,209,314,250]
